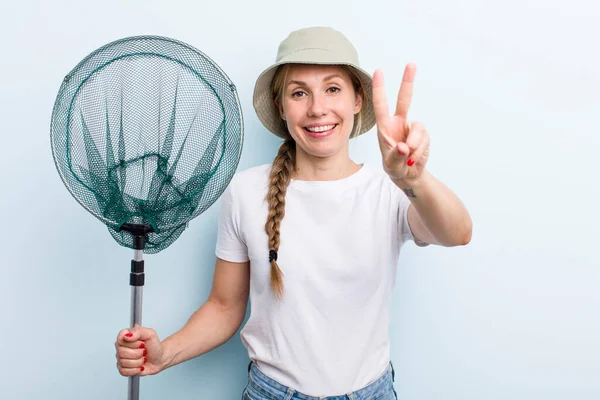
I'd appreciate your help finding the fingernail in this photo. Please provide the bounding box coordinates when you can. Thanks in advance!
[143,358,147,364]
[140,366,145,372]
[139,343,145,349]
[125,333,133,338]
[407,159,415,166]
[143,350,147,356]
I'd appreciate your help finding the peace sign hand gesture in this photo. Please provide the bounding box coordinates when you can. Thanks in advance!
[372,64,430,186]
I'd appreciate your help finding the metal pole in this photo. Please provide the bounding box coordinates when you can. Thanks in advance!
[118,224,152,400]
[128,248,145,400]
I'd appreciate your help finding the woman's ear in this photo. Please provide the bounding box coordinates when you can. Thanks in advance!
[354,91,363,114]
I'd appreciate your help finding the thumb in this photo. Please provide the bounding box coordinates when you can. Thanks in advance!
[123,326,157,342]
[395,142,410,158]
[122,327,140,342]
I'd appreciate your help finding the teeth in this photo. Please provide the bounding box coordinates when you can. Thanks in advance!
[306,124,335,132]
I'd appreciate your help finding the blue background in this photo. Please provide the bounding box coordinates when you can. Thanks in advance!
[1,0,598,398]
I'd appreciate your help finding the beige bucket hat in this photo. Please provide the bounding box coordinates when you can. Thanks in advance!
[252,26,376,138]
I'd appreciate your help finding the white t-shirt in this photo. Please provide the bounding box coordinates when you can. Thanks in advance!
[216,163,421,397]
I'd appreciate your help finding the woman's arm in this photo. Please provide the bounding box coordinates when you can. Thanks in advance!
[393,171,472,247]
[159,257,250,370]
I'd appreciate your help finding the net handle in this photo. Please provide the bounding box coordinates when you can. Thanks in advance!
[120,224,153,400]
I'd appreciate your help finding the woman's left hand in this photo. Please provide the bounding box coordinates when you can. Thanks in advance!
[372,64,430,186]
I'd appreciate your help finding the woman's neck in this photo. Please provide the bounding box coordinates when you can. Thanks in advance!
[292,148,360,181]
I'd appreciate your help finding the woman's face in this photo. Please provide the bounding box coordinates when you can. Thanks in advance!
[278,64,363,159]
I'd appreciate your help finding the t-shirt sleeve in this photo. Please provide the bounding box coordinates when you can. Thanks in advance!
[215,177,250,262]
[399,193,430,247]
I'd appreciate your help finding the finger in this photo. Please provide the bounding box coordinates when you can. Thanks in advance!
[119,326,154,345]
[118,356,147,369]
[119,329,140,345]
[125,327,143,341]
[385,141,409,165]
[383,142,409,179]
[118,340,145,351]
[408,135,429,166]
[117,329,131,342]
[405,122,424,155]
[116,330,133,349]
[395,141,411,158]
[117,335,146,350]
[372,69,390,122]
[117,346,147,361]
[132,326,158,342]
[377,129,396,149]
[395,63,417,118]
[117,364,147,377]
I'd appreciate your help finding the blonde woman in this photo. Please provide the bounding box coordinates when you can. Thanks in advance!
[115,27,472,400]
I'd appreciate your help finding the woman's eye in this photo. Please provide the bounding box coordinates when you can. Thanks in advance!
[291,91,305,98]
[328,87,341,93]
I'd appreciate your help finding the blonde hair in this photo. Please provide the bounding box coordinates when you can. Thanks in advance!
[265,64,366,299]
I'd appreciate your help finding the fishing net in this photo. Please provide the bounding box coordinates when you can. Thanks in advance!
[50,35,243,253]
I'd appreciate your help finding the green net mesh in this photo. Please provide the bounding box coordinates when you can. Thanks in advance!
[50,36,243,253]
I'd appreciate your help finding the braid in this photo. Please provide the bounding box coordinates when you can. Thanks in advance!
[265,138,296,299]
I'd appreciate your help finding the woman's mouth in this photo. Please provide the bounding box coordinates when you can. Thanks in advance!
[303,124,338,138]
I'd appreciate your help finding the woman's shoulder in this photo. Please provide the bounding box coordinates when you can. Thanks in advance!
[233,164,271,181]
[228,164,271,192]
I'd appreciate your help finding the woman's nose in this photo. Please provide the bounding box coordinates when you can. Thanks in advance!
[307,93,327,117]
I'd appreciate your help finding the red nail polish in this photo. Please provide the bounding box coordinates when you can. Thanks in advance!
[125,333,133,338]
[143,358,147,364]
[143,350,147,356]
[140,366,145,372]
[139,343,145,349]
[407,159,415,166]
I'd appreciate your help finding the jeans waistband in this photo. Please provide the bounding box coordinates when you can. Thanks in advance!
[246,361,396,400]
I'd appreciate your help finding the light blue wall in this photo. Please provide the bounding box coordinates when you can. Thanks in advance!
[1,1,598,399]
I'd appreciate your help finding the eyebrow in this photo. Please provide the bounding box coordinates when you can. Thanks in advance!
[287,74,345,87]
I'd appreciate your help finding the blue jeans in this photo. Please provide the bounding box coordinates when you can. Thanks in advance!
[242,361,398,400]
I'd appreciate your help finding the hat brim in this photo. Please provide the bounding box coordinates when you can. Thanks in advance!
[253,61,376,139]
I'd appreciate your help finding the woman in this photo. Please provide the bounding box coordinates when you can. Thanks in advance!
[115,27,472,399]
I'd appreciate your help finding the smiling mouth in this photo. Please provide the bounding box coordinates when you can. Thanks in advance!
[303,124,338,134]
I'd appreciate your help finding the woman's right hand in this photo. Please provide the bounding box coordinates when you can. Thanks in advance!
[115,326,164,376]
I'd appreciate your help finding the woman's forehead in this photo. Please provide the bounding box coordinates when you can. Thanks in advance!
[286,64,351,83]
